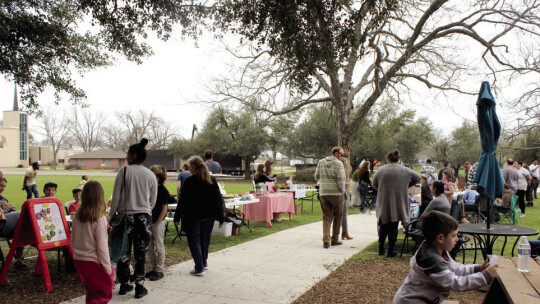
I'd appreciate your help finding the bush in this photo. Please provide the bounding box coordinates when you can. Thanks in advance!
[17,164,23,168]
[274,174,288,184]
[295,168,316,182]
[64,164,80,170]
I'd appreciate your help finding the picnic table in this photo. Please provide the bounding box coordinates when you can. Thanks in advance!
[483,256,540,303]
[243,192,295,228]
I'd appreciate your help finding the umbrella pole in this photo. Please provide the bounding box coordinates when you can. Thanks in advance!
[487,197,491,255]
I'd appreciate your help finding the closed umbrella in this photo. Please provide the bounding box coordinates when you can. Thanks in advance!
[473,81,505,254]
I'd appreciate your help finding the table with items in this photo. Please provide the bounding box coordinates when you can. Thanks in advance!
[243,192,295,228]
[277,186,318,212]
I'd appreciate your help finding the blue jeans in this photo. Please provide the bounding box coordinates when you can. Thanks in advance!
[370,193,378,211]
[186,218,214,272]
[359,184,368,212]
[25,184,39,199]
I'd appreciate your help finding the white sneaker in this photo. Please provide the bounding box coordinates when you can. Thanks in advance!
[520,214,526,218]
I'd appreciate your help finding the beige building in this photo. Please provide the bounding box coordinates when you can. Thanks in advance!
[0,88,29,167]
[29,145,84,166]
[29,146,52,165]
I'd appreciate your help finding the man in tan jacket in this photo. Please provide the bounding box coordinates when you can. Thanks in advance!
[315,146,346,248]
[23,162,40,199]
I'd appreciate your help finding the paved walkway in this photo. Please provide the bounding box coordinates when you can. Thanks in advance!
[64,213,378,304]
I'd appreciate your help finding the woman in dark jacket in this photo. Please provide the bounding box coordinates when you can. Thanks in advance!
[419,175,433,215]
[174,156,225,276]
[353,161,375,213]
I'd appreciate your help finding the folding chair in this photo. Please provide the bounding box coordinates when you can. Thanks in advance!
[494,194,518,225]
[64,200,75,215]
[400,219,423,257]
[465,203,487,224]
[450,199,464,223]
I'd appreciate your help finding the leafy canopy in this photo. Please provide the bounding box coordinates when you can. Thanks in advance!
[217,0,398,92]
[1,0,210,112]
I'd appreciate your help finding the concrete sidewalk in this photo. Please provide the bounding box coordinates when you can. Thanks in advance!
[64,213,378,304]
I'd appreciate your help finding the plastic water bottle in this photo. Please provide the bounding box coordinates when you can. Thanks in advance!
[517,236,531,272]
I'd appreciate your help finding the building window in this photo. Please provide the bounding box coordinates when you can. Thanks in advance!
[58,159,65,164]
[76,159,83,167]
[104,158,111,167]
[19,113,28,160]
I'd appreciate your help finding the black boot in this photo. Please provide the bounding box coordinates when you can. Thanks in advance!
[119,283,134,295]
[135,284,148,299]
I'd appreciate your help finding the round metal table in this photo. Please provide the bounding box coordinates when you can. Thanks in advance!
[458,223,538,260]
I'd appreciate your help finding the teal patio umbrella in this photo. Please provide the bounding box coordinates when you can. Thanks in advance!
[473,81,505,243]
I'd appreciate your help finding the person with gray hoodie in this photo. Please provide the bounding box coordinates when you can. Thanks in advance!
[109,138,157,299]
[393,211,497,304]
[314,146,346,249]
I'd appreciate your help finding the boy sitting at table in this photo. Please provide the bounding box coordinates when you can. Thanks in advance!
[69,188,82,214]
[393,211,498,304]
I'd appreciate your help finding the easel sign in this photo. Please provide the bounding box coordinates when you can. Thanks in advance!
[0,198,82,292]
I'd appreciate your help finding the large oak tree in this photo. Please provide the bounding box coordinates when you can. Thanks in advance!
[213,0,540,159]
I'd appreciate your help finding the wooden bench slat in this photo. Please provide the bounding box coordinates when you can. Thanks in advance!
[511,257,540,297]
[497,268,540,303]
[496,256,518,269]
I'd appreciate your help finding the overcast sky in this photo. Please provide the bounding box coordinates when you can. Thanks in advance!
[0,30,523,142]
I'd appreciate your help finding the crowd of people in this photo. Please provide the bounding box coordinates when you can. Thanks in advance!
[1,143,538,303]
[0,144,228,302]
[312,147,538,303]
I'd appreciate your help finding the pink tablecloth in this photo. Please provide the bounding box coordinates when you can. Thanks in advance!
[243,192,295,227]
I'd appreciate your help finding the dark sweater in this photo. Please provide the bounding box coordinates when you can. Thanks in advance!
[420,184,433,215]
[152,184,173,223]
[173,176,225,229]
[254,174,275,184]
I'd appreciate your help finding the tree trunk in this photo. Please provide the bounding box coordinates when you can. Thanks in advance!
[244,155,252,180]
[338,133,352,178]
[51,147,57,170]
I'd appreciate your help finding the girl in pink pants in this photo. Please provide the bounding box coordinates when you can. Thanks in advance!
[74,259,114,303]
[71,181,114,304]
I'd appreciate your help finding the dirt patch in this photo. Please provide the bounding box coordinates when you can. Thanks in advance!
[293,259,484,304]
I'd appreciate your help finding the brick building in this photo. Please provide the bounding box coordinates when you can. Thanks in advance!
[68,149,126,170]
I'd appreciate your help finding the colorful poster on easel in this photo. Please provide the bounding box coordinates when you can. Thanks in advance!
[34,203,67,243]
[0,198,83,292]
